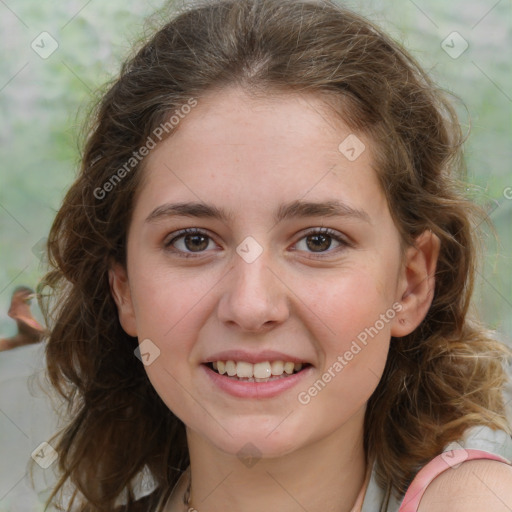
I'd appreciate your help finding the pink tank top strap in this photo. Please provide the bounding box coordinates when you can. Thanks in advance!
[397,448,511,512]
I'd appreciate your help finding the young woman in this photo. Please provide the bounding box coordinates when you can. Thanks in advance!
[39,1,512,510]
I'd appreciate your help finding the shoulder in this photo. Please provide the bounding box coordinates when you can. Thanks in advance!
[418,459,512,512]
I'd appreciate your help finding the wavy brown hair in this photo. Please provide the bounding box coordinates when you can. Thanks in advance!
[38,0,511,510]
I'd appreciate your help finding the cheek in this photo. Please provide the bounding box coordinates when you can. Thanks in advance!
[128,268,216,402]
[129,265,215,340]
[305,267,396,347]
[298,266,395,405]
[143,360,198,428]
[134,275,201,419]
[296,275,392,423]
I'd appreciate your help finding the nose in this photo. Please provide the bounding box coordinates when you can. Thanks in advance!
[217,252,290,333]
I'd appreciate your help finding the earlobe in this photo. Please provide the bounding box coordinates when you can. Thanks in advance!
[391,230,441,338]
[108,263,138,337]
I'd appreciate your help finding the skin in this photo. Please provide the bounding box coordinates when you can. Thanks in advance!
[110,86,441,511]
[417,459,512,512]
[0,290,45,352]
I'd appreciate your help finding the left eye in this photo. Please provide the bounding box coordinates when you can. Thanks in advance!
[294,229,346,254]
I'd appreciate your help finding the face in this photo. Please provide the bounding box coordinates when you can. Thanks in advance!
[9,290,34,318]
[9,291,32,316]
[110,86,435,458]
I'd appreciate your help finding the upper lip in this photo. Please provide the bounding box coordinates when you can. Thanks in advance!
[204,350,310,365]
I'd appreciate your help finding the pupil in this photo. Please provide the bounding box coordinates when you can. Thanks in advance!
[185,234,208,251]
[307,234,331,252]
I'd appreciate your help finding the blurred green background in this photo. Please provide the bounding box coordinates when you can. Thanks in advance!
[0,1,511,510]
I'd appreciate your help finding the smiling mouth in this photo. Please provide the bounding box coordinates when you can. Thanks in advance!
[205,360,311,382]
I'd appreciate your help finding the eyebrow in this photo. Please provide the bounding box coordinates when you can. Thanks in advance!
[145,199,371,225]
[146,201,231,223]
[275,200,371,224]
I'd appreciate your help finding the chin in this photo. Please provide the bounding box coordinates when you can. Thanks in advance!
[193,416,313,460]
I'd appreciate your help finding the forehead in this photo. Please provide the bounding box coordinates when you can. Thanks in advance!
[162,86,358,157]
[135,86,386,221]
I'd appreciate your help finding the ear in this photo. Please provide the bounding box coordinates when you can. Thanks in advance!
[108,263,138,337]
[391,229,441,337]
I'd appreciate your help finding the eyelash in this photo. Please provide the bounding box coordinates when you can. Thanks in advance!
[164,228,216,259]
[164,227,350,259]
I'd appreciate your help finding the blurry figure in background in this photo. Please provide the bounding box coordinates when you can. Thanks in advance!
[0,286,46,352]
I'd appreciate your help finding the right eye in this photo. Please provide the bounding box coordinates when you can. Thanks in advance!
[164,228,219,257]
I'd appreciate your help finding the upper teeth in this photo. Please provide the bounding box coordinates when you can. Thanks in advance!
[212,361,303,379]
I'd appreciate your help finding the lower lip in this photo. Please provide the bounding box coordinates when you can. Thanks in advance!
[201,364,313,399]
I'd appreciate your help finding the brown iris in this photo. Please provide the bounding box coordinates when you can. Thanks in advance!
[183,234,209,252]
[306,233,332,252]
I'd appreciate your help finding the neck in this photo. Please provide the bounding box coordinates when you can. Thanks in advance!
[184,408,367,512]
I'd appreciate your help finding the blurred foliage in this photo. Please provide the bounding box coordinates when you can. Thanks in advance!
[0,0,511,341]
